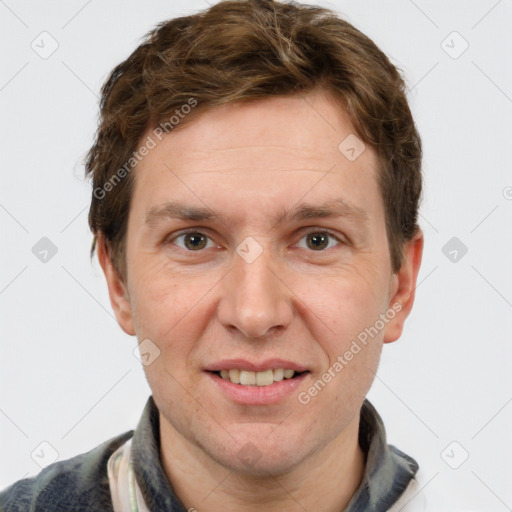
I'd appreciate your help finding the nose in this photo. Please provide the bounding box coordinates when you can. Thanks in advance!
[217,244,293,339]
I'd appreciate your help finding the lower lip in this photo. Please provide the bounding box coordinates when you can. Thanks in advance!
[205,371,310,405]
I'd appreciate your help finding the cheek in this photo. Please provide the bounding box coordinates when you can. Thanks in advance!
[128,258,208,343]
[292,266,388,405]
[298,276,385,405]
[297,266,389,344]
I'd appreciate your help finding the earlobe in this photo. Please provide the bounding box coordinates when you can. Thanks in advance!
[383,230,424,344]
[97,234,136,336]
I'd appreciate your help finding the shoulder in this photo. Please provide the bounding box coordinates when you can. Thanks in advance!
[0,430,133,512]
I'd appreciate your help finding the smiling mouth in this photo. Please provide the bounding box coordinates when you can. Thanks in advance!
[210,369,310,387]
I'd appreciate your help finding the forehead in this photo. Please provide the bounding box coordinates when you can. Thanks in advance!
[131,91,382,223]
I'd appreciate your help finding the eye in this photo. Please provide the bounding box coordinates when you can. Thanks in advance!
[171,231,217,251]
[296,231,341,251]
[167,229,342,253]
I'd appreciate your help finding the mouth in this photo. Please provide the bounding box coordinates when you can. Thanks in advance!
[209,369,310,387]
[203,359,311,404]
[205,368,310,405]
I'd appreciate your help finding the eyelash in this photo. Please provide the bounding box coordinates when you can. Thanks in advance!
[166,228,344,252]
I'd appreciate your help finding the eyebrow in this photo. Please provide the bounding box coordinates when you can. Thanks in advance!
[145,198,368,229]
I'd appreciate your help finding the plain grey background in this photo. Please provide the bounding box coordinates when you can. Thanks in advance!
[1,1,511,510]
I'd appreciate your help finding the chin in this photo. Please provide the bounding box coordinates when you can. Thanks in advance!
[218,448,306,478]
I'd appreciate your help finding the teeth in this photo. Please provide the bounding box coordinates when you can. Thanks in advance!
[228,369,240,384]
[256,369,273,386]
[239,370,256,385]
[273,368,284,381]
[217,368,301,386]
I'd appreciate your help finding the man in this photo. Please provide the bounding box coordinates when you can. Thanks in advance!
[1,0,424,510]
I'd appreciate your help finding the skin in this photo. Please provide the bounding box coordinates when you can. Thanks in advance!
[98,89,423,512]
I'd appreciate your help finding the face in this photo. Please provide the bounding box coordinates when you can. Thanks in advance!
[100,90,422,476]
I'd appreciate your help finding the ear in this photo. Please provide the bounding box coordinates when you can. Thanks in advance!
[97,233,136,336]
[383,230,424,344]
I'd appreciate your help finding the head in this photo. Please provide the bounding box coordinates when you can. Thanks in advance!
[88,0,423,476]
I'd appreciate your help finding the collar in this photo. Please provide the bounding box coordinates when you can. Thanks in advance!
[130,396,418,512]
[345,399,419,511]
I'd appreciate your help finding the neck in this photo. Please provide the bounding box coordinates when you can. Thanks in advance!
[159,414,366,512]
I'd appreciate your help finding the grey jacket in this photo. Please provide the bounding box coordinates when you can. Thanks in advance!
[0,397,419,511]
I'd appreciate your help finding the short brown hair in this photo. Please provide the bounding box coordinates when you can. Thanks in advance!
[86,0,422,280]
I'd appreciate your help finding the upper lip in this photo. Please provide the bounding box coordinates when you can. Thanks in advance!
[204,359,309,373]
